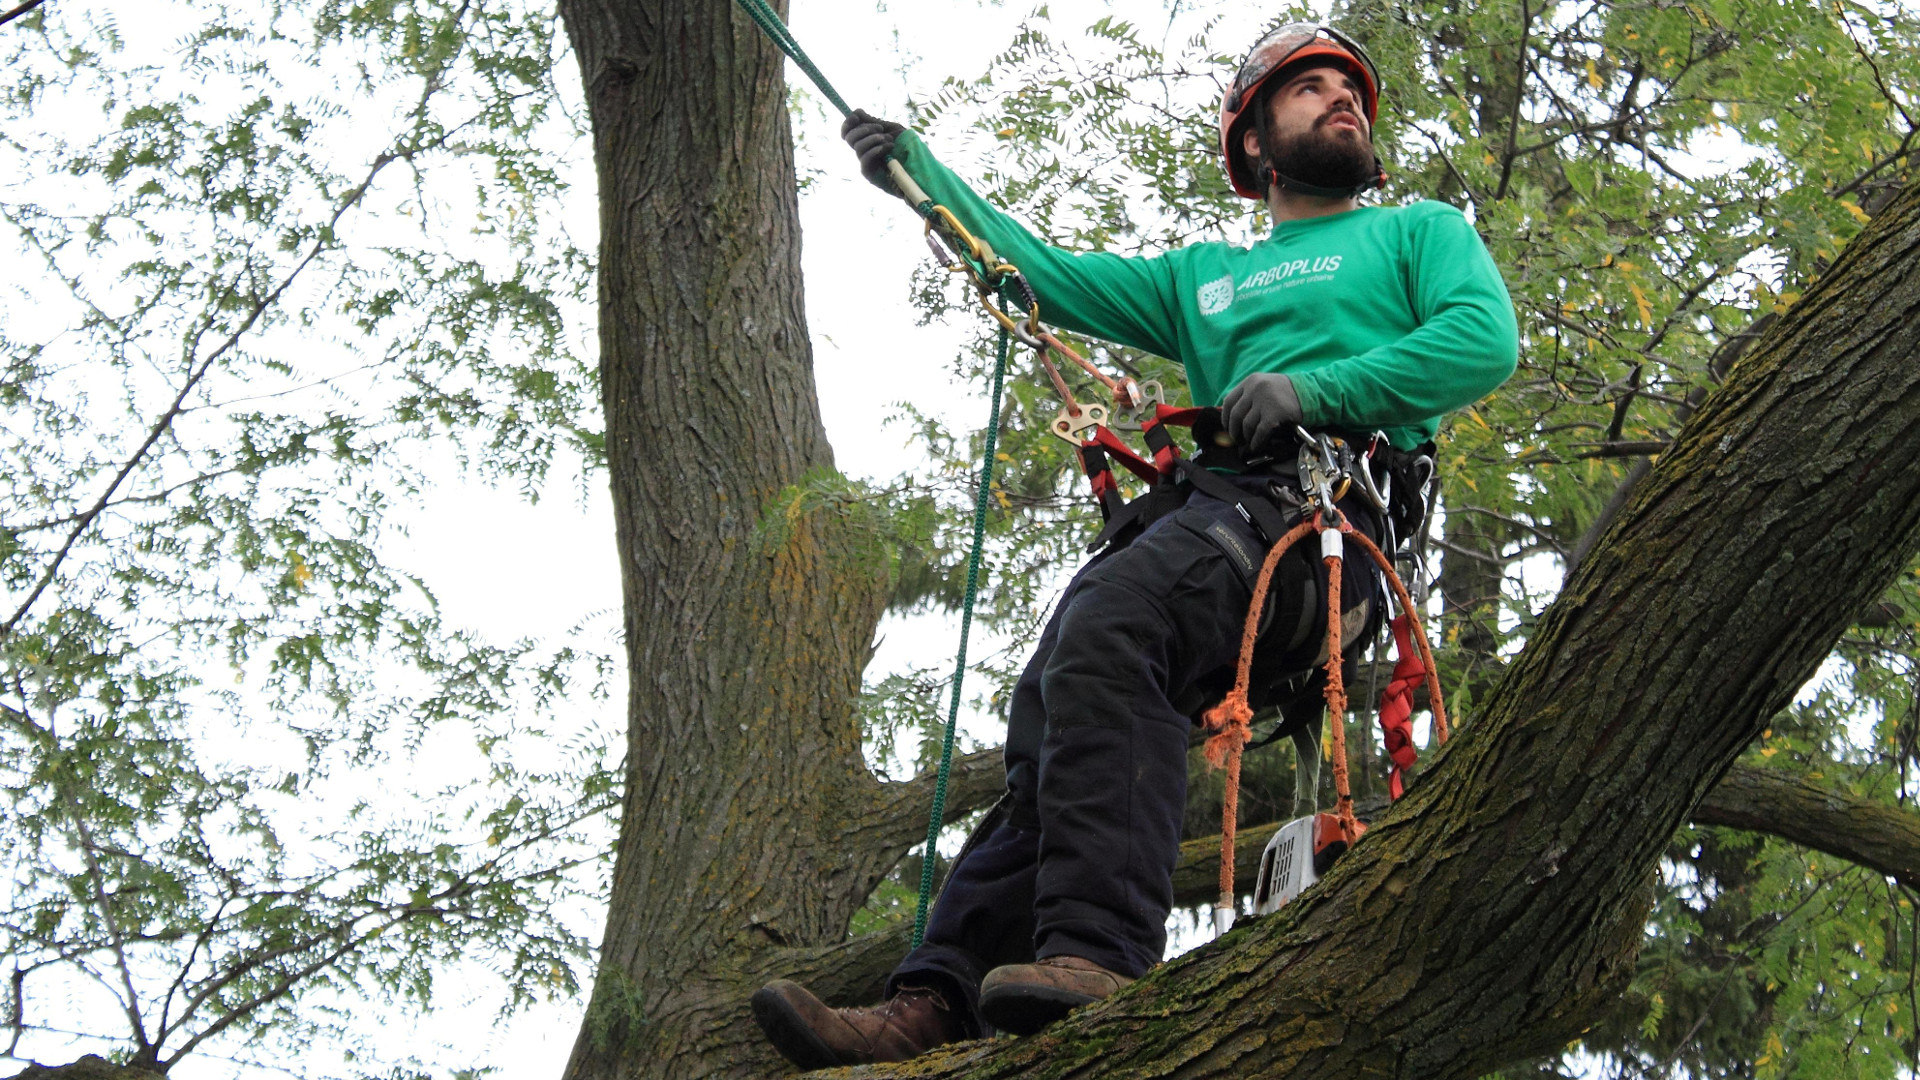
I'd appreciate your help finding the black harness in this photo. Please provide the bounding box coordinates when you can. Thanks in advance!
[1079,407,1438,732]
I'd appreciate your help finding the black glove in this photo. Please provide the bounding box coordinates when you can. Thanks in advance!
[1222,372,1302,452]
[841,109,905,195]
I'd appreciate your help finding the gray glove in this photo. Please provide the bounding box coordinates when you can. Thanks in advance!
[840,109,905,195]
[1222,372,1302,451]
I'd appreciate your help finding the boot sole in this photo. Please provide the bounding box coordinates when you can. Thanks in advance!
[978,983,1100,1036]
[749,984,843,1070]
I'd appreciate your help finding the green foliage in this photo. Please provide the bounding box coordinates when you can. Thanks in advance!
[1,0,613,1073]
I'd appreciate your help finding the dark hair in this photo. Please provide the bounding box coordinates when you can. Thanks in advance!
[1235,80,1282,194]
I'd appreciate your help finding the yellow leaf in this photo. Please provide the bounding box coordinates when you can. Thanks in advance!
[1469,408,1491,431]
[1483,152,1498,165]
[1629,280,1652,327]
[1586,59,1601,89]
[1761,746,1778,757]
[1730,102,1740,122]
[1889,1000,1901,1017]
[1841,200,1871,224]
[291,554,313,590]
[996,452,1013,462]
[996,127,1017,138]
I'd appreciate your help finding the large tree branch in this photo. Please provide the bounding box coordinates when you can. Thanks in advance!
[1693,763,1920,888]
[1170,761,1920,915]
[757,925,913,1009]
[857,748,1006,858]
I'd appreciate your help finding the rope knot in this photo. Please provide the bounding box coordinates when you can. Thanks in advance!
[1201,691,1255,770]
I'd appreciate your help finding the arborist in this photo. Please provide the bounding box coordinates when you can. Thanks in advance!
[751,21,1518,1067]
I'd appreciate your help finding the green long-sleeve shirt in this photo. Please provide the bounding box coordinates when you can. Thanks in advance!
[891,131,1519,449]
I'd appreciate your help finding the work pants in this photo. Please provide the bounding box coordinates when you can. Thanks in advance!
[886,476,1381,1033]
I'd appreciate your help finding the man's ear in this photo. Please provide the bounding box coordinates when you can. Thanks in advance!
[1241,124,1263,163]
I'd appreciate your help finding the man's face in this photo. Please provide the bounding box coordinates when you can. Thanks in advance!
[1241,62,1376,193]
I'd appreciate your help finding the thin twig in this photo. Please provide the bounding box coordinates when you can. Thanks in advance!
[0,0,48,30]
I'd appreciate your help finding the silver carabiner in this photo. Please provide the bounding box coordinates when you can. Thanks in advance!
[1354,446,1391,513]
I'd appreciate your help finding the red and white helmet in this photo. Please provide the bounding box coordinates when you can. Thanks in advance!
[1219,23,1383,199]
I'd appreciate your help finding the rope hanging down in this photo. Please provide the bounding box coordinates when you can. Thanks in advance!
[723,0,1007,945]
[911,321,1011,948]
[729,0,1154,945]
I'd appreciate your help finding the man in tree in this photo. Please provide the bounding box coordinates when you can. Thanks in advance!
[751,23,1518,1068]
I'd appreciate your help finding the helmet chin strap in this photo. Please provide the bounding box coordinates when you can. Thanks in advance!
[1263,155,1387,201]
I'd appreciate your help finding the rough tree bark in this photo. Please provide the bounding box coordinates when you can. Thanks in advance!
[551,1,997,1076]
[838,176,1920,1078]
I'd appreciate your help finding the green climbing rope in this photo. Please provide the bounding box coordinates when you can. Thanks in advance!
[912,318,1011,948]
[732,0,856,117]
[725,0,1007,948]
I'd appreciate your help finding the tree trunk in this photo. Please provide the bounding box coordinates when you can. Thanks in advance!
[845,176,1920,1079]
[551,2,990,1076]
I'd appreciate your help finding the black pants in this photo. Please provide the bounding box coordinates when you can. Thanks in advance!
[886,476,1381,1032]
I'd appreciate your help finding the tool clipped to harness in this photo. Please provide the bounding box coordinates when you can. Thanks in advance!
[1250,811,1364,916]
[1200,429,1451,935]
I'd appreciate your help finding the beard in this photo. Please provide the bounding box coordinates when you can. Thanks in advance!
[1264,117,1377,191]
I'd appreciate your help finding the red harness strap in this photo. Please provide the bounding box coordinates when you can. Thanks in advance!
[1077,443,1126,520]
[1376,613,1424,799]
[1086,425,1162,485]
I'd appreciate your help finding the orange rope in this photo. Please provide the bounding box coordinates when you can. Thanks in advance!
[1036,328,1123,396]
[1323,550,1359,843]
[1203,511,1448,921]
[1033,349,1080,413]
[1202,520,1315,914]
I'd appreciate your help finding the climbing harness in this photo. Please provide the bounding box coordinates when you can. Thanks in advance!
[1199,428,1450,936]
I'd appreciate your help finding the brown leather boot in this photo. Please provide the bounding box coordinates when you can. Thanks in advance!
[750,979,964,1069]
[978,955,1135,1035]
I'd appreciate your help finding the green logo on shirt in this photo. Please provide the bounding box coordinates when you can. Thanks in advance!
[1197,274,1235,316]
